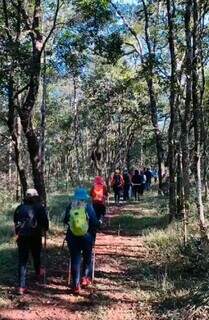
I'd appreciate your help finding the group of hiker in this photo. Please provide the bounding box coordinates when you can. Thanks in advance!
[13,167,156,296]
[13,176,108,295]
[111,167,155,203]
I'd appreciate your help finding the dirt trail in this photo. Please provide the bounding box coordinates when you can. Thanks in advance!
[0,200,163,320]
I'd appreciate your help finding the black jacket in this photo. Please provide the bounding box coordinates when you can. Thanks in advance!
[14,200,49,237]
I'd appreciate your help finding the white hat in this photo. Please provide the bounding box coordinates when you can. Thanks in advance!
[26,188,39,197]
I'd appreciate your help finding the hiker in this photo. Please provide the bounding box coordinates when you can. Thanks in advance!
[14,188,49,295]
[122,169,131,201]
[111,169,124,205]
[145,167,153,191]
[139,170,146,196]
[131,169,141,201]
[152,168,158,183]
[90,176,108,223]
[64,187,98,294]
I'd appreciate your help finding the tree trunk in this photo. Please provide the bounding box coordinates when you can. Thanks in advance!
[177,0,193,234]
[20,120,46,203]
[142,0,164,191]
[7,81,28,198]
[166,0,177,219]
[192,0,206,236]
[39,49,47,200]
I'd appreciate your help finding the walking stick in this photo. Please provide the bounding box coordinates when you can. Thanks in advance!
[67,257,71,286]
[43,232,47,284]
[92,246,96,283]
[106,195,111,226]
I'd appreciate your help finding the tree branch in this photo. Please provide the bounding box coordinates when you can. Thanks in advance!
[41,0,61,53]
[110,0,143,59]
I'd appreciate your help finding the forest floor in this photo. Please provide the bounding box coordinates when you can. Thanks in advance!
[0,191,208,320]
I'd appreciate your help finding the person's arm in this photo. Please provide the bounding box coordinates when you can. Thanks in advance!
[120,175,124,187]
[63,203,71,225]
[104,186,108,198]
[14,205,21,235]
[86,203,99,229]
[90,186,94,198]
[110,175,115,187]
[38,205,49,232]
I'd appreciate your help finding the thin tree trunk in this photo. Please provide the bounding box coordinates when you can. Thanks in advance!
[192,0,206,236]
[167,0,177,219]
[39,49,47,200]
[8,139,13,190]
[7,80,28,197]
[142,0,163,191]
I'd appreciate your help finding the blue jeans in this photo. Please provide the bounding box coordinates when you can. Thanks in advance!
[67,233,94,289]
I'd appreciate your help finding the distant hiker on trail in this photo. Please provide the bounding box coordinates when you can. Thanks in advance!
[14,189,49,295]
[131,169,143,201]
[145,167,153,191]
[122,169,131,201]
[111,169,124,205]
[64,188,98,294]
[90,176,108,223]
[152,168,158,183]
[139,170,146,196]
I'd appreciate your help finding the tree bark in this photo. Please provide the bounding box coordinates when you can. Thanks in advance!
[192,0,206,236]
[7,80,28,198]
[166,0,177,219]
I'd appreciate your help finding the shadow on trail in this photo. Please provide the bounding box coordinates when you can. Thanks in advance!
[102,214,170,236]
[0,241,199,317]
[94,253,200,314]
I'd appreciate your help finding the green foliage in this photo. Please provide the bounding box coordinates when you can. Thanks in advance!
[73,0,111,22]
[180,238,209,277]
[95,32,123,64]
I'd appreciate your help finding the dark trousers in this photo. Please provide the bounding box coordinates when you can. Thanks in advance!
[146,180,151,191]
[67,233,94,289]
[93,202,106,220]
[139,184,144,195]
[17,236,42,288]
[123,185,130,201]
[132,185,140,200]
[113,186,121,204]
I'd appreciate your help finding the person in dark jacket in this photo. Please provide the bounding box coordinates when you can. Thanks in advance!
[131,170,141,201]
[145,167,153,191]
[14,188,49,295]
[64,187,98,295]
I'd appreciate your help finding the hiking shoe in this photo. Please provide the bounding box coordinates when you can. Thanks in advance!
[71,285,80,295]
[81,277,92,288]
[35,267,45,282]
[18,287,28,295]
[36,267,45,276]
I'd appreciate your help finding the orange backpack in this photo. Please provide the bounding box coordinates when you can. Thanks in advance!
[92,185,104,203]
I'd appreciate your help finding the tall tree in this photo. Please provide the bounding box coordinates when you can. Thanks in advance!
[1,0,60,203]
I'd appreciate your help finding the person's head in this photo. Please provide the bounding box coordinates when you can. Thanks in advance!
[115,169,120,175]
[93,176,105,186]
[25,188,39,203]
[134,169,139,175]
[72,187,89,207]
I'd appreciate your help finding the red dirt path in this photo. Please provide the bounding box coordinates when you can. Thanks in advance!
[0,204,162,320]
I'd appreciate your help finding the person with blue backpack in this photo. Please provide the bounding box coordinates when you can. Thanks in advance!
[63,187,99,295]
[14,188,49,295]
